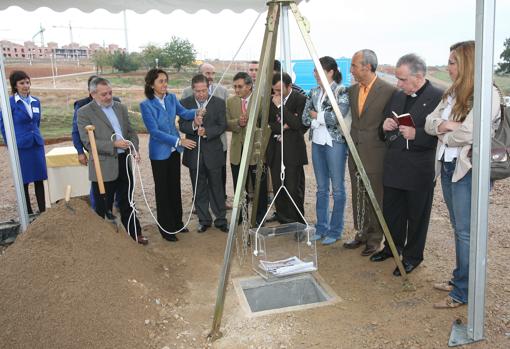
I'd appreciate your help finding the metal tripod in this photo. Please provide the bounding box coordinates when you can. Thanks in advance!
[209,0,410,340]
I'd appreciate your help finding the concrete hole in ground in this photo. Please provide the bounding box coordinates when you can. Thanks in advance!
[233,273,340,317]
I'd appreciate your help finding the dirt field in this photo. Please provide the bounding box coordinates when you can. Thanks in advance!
[4,62,94,79]
[1,134,509,349]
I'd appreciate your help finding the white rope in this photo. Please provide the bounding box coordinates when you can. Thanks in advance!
[102,9,265,240]
[253,3,312,257]
[110,133,201,239]
[204,8,265,109]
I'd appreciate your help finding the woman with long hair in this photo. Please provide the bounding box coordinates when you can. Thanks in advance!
[302,56,351,245]
[140,68,202,242]
[0,70,47,214]
[425,41,501,308]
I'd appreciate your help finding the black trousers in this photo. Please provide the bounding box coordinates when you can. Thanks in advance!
[23,181,45,214]
[231,163,268,223]
[92,153,141,240]
[381,185,434,265]
[270,163,305,224]
[190,165,226,227]
[150,151,185,236]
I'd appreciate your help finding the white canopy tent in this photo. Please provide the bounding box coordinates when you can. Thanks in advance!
[0,0,496,346]
[0,0,290,13]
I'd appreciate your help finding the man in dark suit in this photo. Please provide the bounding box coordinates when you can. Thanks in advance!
[180,74,228,233]
[343,49,396,256]
[266,72,307,224]
[370,54,443,276]
[77,77,147,245]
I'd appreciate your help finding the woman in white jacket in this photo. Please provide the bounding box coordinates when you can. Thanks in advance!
[425,40,500,308]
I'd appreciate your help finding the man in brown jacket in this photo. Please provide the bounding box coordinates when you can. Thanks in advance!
[226,72,270,225]
[343,49,396,256]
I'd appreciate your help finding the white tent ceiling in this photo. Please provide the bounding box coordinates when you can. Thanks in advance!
[0,0,304,13]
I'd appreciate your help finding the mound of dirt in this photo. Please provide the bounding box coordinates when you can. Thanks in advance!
[0,199,181,349]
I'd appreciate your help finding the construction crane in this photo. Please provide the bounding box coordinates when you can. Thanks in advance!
[52,22,123,44]
[32,23,45,47]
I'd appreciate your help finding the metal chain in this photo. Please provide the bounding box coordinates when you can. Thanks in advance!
[356,173,366,233]
[235,190,250,265]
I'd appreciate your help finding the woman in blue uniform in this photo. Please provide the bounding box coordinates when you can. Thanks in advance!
[0,70,47,214]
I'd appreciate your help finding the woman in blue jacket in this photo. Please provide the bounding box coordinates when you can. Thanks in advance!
[0,70,47,214]
[140,68,202,242]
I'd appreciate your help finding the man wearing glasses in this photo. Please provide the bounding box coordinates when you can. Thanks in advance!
[226,72,269,226]
[370,54,443,276]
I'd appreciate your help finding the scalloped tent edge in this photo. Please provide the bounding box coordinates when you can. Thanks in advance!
[0,0,305,14]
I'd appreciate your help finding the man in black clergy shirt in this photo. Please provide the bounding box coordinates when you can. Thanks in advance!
[370,54,443,276]
[266,72,308,224]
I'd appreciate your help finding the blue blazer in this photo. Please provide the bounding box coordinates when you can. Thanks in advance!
[140,93,196,160]
[1,95,44,149]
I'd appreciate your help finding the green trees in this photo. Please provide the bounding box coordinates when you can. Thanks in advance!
[140,44,170,69]
[92,49,112,74]
[496,38,510,75]
[164,37,196,72]
[112,52,140,72]
[91,36,197,73]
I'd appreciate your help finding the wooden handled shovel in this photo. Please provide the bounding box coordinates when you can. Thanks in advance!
[64,184,75,212]
[85,125,108,212]
[85,125,118,228]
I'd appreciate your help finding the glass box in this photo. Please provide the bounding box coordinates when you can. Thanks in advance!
[250,222,317,279]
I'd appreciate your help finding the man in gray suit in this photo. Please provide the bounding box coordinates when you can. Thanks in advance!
[77,77,147,245]
[343,49,396,256]
[182,63,231,208]
[180,74,228,233]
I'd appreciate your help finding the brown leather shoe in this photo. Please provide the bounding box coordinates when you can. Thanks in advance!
[433,281,454,292]
[137,235,149,245]
[343,239,363,249]
[361,245,378,256]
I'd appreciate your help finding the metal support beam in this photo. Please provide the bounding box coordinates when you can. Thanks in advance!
[449,0,495,345]
[0,46,30,232]
[289,2,410,283]
[209,1,413,341]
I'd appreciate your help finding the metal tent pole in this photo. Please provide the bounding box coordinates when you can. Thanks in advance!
[281,4,292,73]
[0,47,29,232]
[448,0,495,346]
[208,1,281,340]
[123,10,129,53]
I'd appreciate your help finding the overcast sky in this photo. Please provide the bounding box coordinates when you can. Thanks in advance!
[0,0,509,66]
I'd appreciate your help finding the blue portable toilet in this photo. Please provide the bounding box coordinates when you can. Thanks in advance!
[290,58,352,94]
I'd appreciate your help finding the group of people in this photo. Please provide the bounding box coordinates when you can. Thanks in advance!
[0,40,501,310]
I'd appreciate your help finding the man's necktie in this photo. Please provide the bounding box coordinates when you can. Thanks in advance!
[241,98,247,114]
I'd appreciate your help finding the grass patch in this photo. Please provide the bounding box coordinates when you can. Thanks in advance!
[494,75,510,95]
[430,69,510,96]
[107,76,141,86]
[430,70,450,83]
[2,68,236,143]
